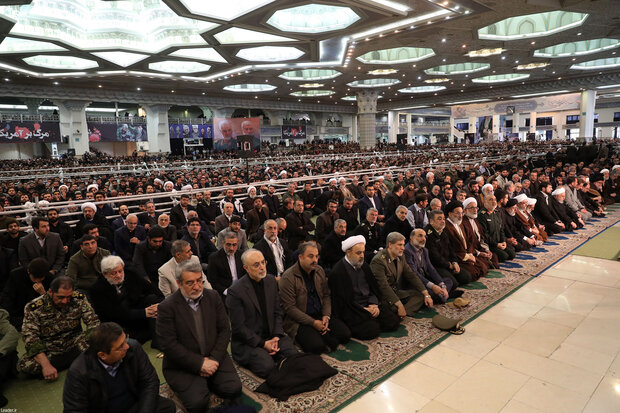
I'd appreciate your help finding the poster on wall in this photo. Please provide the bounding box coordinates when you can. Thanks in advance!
[213,117,260,151]
[169,124,213,140]
[0,121,61,143]
[88,121,148,142]
[282,125,306,140]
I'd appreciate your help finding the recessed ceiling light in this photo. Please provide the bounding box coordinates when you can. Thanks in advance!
[467,48,505,58]
[441,38,446,43]
[136,87,141,91]
[53,81,59,85]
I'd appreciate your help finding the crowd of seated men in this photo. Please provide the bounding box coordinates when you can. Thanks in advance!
[0,141,617,411]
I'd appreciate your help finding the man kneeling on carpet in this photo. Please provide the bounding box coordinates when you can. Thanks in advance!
[370,232,434,319]
[63,322,176,413]
[226,249,298,378]
[328,235,400,340]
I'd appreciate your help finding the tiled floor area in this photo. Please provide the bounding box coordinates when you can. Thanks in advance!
[340,254,620,413]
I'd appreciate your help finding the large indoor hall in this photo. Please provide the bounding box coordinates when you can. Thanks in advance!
[0,1,619,412]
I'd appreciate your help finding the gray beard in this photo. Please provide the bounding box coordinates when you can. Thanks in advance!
[465,213,477,219]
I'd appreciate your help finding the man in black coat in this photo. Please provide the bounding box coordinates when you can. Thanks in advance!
[47,208,73,258]
[0,257,52,330]
[551,187,582,230]
[63,322,175,413]
[262,185,281,220]
[74,202,113,242]
[425,210,472,286]
[315,200,339,243]
[358,185,384,222]
[132,226,172,288]
[89,256,162,349]
[320,219,347,270]
[139,201,160,231]
[170,194,195,231]
[381,206,413,245]
[285,200,315,250]
[181,217,217,266]
[534,182,565,234]
[0,219,26,258]
[383,184,405,220]
[114,214,147,263]
[253,219,291,280]
[328,235,399,340]
[207,230,244,301]
[111,205,130,232]
[196,190,220,235]
[18,216,65,275]
[353,207,382,263]
[71,224,113,256]
[337,197,359,237]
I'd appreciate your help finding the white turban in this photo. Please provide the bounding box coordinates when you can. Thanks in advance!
[59,184,68,191]
[600,169,609,174]
[463,197,477,209]
[181,184,192,191]
[527,198,537,206]
[279,170,287,177]
[154,178,163,186]
[81,202,97,212]
[514,194,528,203]
[481,183,493,193]
[551,187,565,196]
[328,178,337,184]
[247,186,256,194]
[612,165,620,171]
[37,200,50,209]
[86,184,98,192]
[164,181,174,189]
[341,235,366,252]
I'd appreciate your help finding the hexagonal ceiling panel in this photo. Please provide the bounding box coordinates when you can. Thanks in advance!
[291,90,335,97]
[148,60,211,73]
[0,0,217,53]
[92,52,150,68]
[571,57,620,70]
[279,69,342,81]
[534,38,620,58]
[236,46,304,62]
[472,73,530,83]
[478,11,588,41]
[169,48,228,63]
[23,55,99,70]
[348,78,400,87]
[0,37,67,53]
[399,86,446,93]
[179,0,275,21]
[267,4,360,34]
[223,84,277,92]
[357,47,435,64]
[425,63,490,76]
[214,27,295,45]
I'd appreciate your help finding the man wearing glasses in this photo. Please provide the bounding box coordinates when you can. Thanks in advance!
[157,260,242,412]
[63,322,176,413]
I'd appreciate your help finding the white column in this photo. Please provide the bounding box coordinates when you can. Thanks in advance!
[55,100,91,156]
[356,90,380,149]
[351,114,358,143]
[513,112,521,140]
[552,112,565,140]
[492,114,500,141]
[387,110,398,144]
[468,117,476,134]
[449,117,455,143]
[406,114,412,144]
[579,90,596,142]
[142,104,171,154]
[529,112,537,138]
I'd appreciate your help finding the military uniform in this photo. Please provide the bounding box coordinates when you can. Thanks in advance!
[18,291,100,376]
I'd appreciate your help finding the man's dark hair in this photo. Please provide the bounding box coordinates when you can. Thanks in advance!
[415,194,428,204]
[28,257,50,279]
[327,199,339,207]
[566,176,577,186]
[180,194,190,199]
[80,234,96,245]
[31,216,49,230]
[392,184,403,193]
[49,276,74,293]
[187,217,201,226]
[148,226,165,239]
[46,208,59,215]
[428,209,444,221]
[88,322,125,355]
[82,223,98,234]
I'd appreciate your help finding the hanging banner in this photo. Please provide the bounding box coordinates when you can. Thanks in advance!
[213,117,260,151]
[88,121,148,142]
[169,123,213,140]
[282,125,306,140]
[0,121,61,143]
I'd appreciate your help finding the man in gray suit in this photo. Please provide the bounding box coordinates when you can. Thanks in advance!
[226,249,297,378]
[156,260,242,413]
[18,216,65,275]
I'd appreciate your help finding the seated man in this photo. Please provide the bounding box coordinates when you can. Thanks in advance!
[461,198,499,269]
[245,197,270,243]
[285,200,315,250]
[111,204,130,232]
[114,214,147,263]
[18,216,65,276]
[0,257,53,330]
[315,200,339,243]
[214,202,235,234]
[182,217,217,267]
[551,187,583,230]
[155,214,177,242]
[158,240,211,297]
[370,232,433,318]
[63,322,176,413]
[320,219,347,270]
[253,219,291,281]
[353,207,382,263]
[207,231,244,301]
[18,276,100,379]
[501,198,536,252]
[132,226,172,288]
[226,250,298,378]
[170,194,195,231]
[381,206,413,245]
[279,242,350,354]
[66,234,111,292]
[47,208,73,258]
[70,224,113,256]
[216,215,248,252]
[0,308,18,407]
[329,235,400,340]
[404,229,459,305]
[477,195,516,262]
[157,260,243,412]
[534,182,565,235]
[89,256,161,348]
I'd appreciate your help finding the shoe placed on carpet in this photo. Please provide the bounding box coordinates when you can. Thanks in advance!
[447,297,470,308]
[448,289,464,299]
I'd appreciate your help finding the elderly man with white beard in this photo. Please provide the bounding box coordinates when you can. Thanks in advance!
[444,201,488,280]
[329,235,400,340]
[461,198,498,269]
[501,198,536,252]
[514,194,546,244]
[550,187,583,230]
[226,249,298,378]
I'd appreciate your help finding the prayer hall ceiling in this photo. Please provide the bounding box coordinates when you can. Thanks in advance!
[0,0,619,111]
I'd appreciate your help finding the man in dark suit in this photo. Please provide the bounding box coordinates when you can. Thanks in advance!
[262,185,280,220]
[245,197,269,243]
[18,216,65,275]
[383,184,405,220]
[181,217,217,267]
[285,200,315,250]
[132,226,172,287]
[337,197,359,237]
[111,204,130,232]
[226,249,298,378]
[214,202,235,234]
[534,182,565,234]
[315,200,339,243]
[114,214,147,263]
[253,219,291,280]
[358,185,384,223]
[382,206,413,245]
[47,208,72,258]
[196,190,219,234]
[170,194,195,231]
[320,219,347,270]
[139,201,160,231]
[207,231,244,301]
[156,260,242,412]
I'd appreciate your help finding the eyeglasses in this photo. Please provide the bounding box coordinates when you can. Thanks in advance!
[184,278,204,287]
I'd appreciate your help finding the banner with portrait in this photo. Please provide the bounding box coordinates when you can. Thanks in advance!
[88,121,148,142]
[0,121,61,143]
[282,125,306,140]
[213,117,260,152]
[169,123,213,140]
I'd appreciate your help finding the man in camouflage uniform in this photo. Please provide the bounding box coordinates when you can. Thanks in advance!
[18,276,99,380]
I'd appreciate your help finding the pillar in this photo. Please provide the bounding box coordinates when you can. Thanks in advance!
[213,107,235,119]
[198,106,213,120]
[492,114,500,141]
[356,90,380,149]
[579,90,596,142]
[513,112,521,140]
[351,114,358,143]
[449,117,455,143]
[529,112,537,139]
[552,113,565,140]
[468,117,476,134]
[387,110,398,144]
[142,104,171,154]
[406,114,413,144]
[55,100,91,156]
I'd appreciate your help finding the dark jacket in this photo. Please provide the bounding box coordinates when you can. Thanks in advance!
[336,205,359,235]
[245,206,270,242]
[18,231,65,273]
[0,267,52,329]
[206,248,244,298]
[254,237,292,277]
[358,195,383,220]
[534,192,560,226]
[49,220,73,250]
[424,224,458,271]
[262,194,281,219]
[381,215,413,244]
[285,211,315,250]
[320,231,346,269]
[315,211,338,242]
[181,231,217,263]
[114,225,148,263]
[132,240,172,285]
[74,213,112,241]
[63,339,160,413]
[169,204,195,231]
